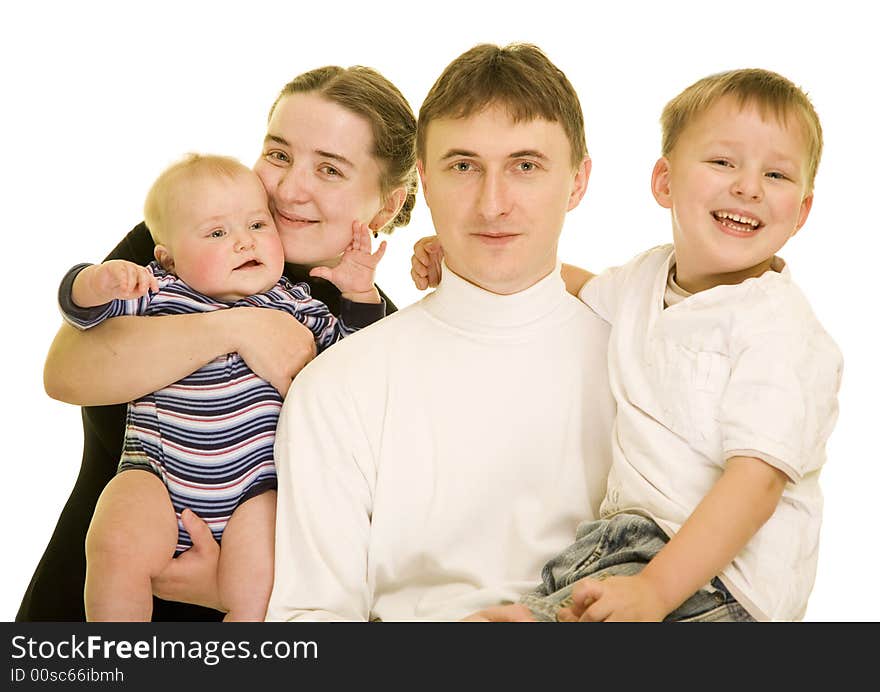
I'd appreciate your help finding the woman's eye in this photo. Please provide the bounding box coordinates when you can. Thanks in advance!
[267,150,289,163]
[320,165,341,177]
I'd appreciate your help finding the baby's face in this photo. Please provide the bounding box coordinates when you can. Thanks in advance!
[655,96,813,293]
[161,171,285,301]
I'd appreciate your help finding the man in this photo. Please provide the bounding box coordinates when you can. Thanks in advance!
[266,43,614,621]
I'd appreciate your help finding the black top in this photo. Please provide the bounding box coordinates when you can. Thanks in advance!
[16,222,397,621]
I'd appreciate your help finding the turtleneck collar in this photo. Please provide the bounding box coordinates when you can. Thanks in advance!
[421,259,569,334]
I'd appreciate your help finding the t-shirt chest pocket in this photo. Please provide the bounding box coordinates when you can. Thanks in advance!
[660,345,731,450]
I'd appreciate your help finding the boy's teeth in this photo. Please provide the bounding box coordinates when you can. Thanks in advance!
[716,211,760,228]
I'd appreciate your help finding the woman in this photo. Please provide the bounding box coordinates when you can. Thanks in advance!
[17,65,417,621]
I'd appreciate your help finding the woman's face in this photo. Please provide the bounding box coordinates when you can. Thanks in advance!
[254,92,387,266]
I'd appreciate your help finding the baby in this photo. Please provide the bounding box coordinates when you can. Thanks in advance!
[416,69,843,622]
[61,154,386,621]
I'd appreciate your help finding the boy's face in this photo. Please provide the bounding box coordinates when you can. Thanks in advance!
[418,104,590,295]
[652,96,813,293]
[156,171,285,301]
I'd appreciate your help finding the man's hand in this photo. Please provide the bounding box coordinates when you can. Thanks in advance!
[72,260,159,308]
[460,604,536,622]
[151,509,226,612]
[309,221,385,302]
[556,574,668,622]
[228,308,317,398]
[410,235,443,290]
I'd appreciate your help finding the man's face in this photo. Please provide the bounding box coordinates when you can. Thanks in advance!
[418,105,590,295]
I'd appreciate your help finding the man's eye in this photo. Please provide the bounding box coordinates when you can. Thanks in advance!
[453,161,472,172]
[518,161,537,172]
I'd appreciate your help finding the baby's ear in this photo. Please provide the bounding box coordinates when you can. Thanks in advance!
[154,245,175,272]
[651,157,673,209]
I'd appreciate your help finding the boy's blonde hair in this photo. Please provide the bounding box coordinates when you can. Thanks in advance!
[144,154,252,244]
[417,43,588,167]
[661,68,823,191]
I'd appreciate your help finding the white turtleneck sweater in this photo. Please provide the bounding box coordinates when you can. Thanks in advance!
[267,264,614,621]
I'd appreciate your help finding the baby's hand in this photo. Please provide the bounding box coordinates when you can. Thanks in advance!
[72,260,159,308]
[556,574,668,622]
[309,220,386,302]
[410,235,443,290]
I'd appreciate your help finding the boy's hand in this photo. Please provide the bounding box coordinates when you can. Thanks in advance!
[72,260,159,308]
[410,235,443,290]
[556,574,668,622]
[309,220,385,303]
[460,604,536,622]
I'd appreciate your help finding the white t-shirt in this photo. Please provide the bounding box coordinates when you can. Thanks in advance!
[266,263,615,621]
[579,244,843,621]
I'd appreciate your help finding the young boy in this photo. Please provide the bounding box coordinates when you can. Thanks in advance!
[62,154,386,621]
[416,69,843,621]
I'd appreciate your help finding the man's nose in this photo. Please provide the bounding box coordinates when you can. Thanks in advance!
[477,169,512,220]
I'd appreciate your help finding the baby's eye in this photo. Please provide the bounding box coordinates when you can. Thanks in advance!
[250,221,266,231]
[209,229,226,239]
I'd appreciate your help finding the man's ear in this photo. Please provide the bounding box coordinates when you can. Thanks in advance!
[651,157,673,209]
[566,156,592,212]
[368,185,408,232]
[417,160,429,206]
[154,245,174,272]
[791,193,814,238]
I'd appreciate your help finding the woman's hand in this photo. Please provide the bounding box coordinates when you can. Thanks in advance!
[309,221,385,303]
[229,308,317,398]
[410,235,443,290]
[151,509,225,612]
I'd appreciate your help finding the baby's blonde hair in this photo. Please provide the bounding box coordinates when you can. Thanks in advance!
[661,68,823,191]
[144,153,251,244]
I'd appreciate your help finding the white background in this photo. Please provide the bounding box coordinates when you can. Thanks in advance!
[2,0,877,621]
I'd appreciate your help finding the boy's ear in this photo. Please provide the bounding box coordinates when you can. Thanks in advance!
[791,193,814,238]
[368,185,408,232]
[651,157,673,209]
[566,156,592,212]
[154,245,174,272]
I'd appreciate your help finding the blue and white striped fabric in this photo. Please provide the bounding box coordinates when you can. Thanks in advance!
[64,262,355,553]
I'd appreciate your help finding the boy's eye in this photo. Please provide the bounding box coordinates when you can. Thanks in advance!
[709,159,732,167]
[766,171,788,180]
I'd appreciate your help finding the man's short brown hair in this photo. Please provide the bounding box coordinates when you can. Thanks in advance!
[661,68,823,191]
[417,43,587,167]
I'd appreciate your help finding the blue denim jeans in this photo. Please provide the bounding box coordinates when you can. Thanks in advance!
[520,513,754,622]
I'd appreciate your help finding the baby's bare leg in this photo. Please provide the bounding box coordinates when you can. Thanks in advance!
[219,490,276,622]
[85,470,178,621]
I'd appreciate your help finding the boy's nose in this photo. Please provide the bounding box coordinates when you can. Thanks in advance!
[731,172,763,201]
